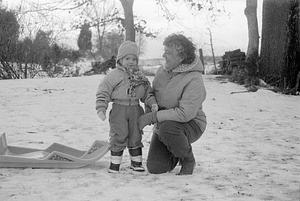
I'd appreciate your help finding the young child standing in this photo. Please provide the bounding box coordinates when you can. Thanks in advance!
[96,40,157,173]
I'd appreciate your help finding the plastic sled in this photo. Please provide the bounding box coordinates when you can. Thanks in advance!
[0,133,110,168]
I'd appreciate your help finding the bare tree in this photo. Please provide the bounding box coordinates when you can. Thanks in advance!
[260,0,299,93]
[260,0,291,86]
[207,28,217,73]
[155,0,225,21]
[78,0,118,56]
[119,0,135,41]
[10,0,220,54]
[244,0,259,78]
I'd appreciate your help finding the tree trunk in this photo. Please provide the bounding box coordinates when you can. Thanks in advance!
[260,0,290,86]
[198,48,205,74]
[283,0,299,91]
[244,0,259,78]
[97,22,106,57]
[120,0,135,41]
[207,28,217,74]
[24,63,28,78]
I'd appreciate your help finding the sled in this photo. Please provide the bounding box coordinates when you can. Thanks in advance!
[0,133,110,168]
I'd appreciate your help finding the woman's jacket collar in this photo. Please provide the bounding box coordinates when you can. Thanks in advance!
[170,56,204,74]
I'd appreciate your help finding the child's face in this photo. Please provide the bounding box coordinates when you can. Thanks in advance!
[120,54,138,69]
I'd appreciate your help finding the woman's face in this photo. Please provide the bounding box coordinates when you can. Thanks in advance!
[120,54,138,70]
[162,45,183,71]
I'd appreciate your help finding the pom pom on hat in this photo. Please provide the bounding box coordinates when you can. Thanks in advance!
[117,40,139,61]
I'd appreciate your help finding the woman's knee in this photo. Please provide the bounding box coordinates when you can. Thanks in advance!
[159,121,180,132]
[158,121,183,140]
[158,121,185,140]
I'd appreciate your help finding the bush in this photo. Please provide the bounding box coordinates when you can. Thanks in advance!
[230,67,247,84]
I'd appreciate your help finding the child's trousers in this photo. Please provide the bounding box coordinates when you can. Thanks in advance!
[109,103,144,152]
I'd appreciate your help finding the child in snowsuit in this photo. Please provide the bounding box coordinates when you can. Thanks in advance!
[96,41,157,173]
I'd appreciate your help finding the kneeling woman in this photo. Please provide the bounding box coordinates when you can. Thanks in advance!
[139,34,207,175]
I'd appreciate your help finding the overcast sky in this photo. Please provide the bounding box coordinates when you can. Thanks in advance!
[133,0,263,58]
[2,0,263,58]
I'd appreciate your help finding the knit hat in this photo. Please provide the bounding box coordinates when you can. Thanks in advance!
[117,41,139,62]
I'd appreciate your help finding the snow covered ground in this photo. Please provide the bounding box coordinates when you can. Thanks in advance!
[0,74,299,201]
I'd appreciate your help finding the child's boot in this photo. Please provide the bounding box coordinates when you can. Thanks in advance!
[108,150,123,173]
[129,147,145,172]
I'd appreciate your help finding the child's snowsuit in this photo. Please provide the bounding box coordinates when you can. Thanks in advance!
[96,66,156,152]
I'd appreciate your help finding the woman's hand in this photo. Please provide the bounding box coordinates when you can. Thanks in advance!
[97,111,106,121]
[138,111,158,130]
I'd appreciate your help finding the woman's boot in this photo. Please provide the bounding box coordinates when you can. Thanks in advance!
[177,149,195,175]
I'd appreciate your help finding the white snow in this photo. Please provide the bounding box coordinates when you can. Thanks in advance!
[0,75,299,201]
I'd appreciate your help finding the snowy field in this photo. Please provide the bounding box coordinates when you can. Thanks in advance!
[0,74,299,201]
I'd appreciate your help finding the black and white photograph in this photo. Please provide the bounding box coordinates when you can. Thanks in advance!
[0,0,299,200]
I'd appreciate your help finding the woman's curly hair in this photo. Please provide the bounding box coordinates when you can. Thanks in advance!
[163,34,196,64]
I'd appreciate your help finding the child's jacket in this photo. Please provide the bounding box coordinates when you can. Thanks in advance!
[96,66,156,113]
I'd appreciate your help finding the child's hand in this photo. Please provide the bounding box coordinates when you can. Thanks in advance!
[97,111,106,121]
[151,104,158,112]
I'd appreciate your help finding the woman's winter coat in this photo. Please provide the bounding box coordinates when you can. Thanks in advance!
[152,57,207,132]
